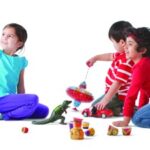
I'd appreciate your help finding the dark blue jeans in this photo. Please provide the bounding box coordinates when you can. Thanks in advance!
[0,94,49,120]
[132,104,150,128]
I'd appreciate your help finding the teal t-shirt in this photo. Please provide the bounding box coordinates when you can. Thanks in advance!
[0,50,28,96]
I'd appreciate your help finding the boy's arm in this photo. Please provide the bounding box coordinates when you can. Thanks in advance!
[94,53,114,61]
[17,70,25,93]
[96,80,122,110]
[86,53,113,67]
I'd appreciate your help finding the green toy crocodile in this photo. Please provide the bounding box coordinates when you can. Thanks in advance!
[32,100,72,125]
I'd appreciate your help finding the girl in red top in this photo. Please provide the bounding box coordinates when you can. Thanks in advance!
[113,27,150,127]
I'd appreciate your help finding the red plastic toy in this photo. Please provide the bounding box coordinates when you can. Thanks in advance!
[66,68,94,110]
[66,86,93,103]
[82,106,114,118]
[22,127,29,133]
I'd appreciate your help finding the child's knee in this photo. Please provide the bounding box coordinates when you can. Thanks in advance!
[28,94,39,106]
[43,106,49,117]
[132,114,140,125]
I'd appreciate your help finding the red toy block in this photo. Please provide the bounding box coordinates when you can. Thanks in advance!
[122,127,132,136]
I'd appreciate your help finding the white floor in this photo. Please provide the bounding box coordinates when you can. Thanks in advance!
[1,106,150,150]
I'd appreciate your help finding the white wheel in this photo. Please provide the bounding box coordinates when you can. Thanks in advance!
[83,112,88,117]
[101,114,106,118]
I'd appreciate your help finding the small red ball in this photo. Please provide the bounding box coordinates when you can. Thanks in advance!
[22,127,29,133]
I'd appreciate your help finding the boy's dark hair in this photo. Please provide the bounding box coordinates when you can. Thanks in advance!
[108,21,133,42]
[125,27,150,57]
[3,23,28,50]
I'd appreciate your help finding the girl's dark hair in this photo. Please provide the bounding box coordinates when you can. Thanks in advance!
[3,23,28,50]
[125,27,150,57]
[108,21,133,42]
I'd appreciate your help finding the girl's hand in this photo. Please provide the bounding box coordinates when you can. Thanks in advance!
[112,117,131,127]
[112,120,129,127]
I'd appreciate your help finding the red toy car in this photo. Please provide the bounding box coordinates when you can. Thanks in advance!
[82,106,114,118]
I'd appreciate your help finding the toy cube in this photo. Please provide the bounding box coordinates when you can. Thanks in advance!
[122,127,132,136]
[70,128,84,140]
[85,128,95,136]
[69,121,74,130]
[82,122,89,129]
[107,125,118,136]
[73,117,83,128]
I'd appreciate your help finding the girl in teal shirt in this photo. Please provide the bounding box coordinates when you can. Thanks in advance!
[0,23,49,120]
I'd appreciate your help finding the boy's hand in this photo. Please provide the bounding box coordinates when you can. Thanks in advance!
[95,99,109,110]
[86,57,96,67]
[86,60,94,67]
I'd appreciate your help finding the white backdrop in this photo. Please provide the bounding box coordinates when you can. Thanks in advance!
[0,0,149,107]
[1,1,150,150]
